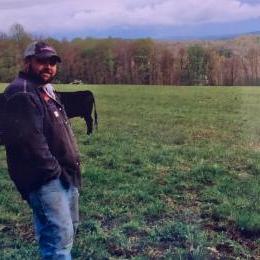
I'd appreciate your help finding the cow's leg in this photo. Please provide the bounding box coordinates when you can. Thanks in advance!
[84,115,93,135]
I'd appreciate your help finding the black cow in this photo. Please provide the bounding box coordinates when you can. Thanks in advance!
[0,90,98,145]
[56,90,98,135]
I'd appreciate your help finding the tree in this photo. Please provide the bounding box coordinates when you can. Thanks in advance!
[244,48,260,85]
[131,39,154,84]
[9,23,31,47]
[187,45,208,85]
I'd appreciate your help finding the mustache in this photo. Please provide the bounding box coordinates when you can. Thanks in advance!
[40,69,53,74]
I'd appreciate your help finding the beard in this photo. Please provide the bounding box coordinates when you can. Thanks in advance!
[27,64,56,84]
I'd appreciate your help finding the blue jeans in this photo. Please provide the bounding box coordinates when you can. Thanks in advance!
[28,178,79,260]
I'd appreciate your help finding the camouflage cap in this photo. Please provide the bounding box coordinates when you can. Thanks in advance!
[24,41,61,62]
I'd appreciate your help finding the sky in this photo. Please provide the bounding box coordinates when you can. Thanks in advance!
[0,0,260,39]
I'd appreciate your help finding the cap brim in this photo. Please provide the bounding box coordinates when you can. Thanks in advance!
[35,52,61,63]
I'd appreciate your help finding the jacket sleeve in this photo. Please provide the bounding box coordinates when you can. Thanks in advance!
[4,92,62,184]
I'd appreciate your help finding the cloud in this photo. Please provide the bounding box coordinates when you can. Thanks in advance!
[0,0,63,10]
[0,0,260,35]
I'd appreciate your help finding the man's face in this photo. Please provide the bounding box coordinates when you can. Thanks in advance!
[27,56,58,84]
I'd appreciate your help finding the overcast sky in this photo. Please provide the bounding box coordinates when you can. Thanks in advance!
[0,0,260,39]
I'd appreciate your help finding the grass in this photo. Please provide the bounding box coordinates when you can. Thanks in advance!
[0,84,259,259]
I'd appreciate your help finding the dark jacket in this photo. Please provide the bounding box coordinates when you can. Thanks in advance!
[4,72,81,200]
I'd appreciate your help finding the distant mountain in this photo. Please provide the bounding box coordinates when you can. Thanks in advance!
[176,31,260,41]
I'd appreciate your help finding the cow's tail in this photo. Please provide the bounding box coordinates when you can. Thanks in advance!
[93,96,98,131]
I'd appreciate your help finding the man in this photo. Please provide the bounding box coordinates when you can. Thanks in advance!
[4,41,81,259]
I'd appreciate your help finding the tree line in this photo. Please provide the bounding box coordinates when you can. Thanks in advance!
[1,24,260,86]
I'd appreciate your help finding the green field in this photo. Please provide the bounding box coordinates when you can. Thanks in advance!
[0,84,259,259]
